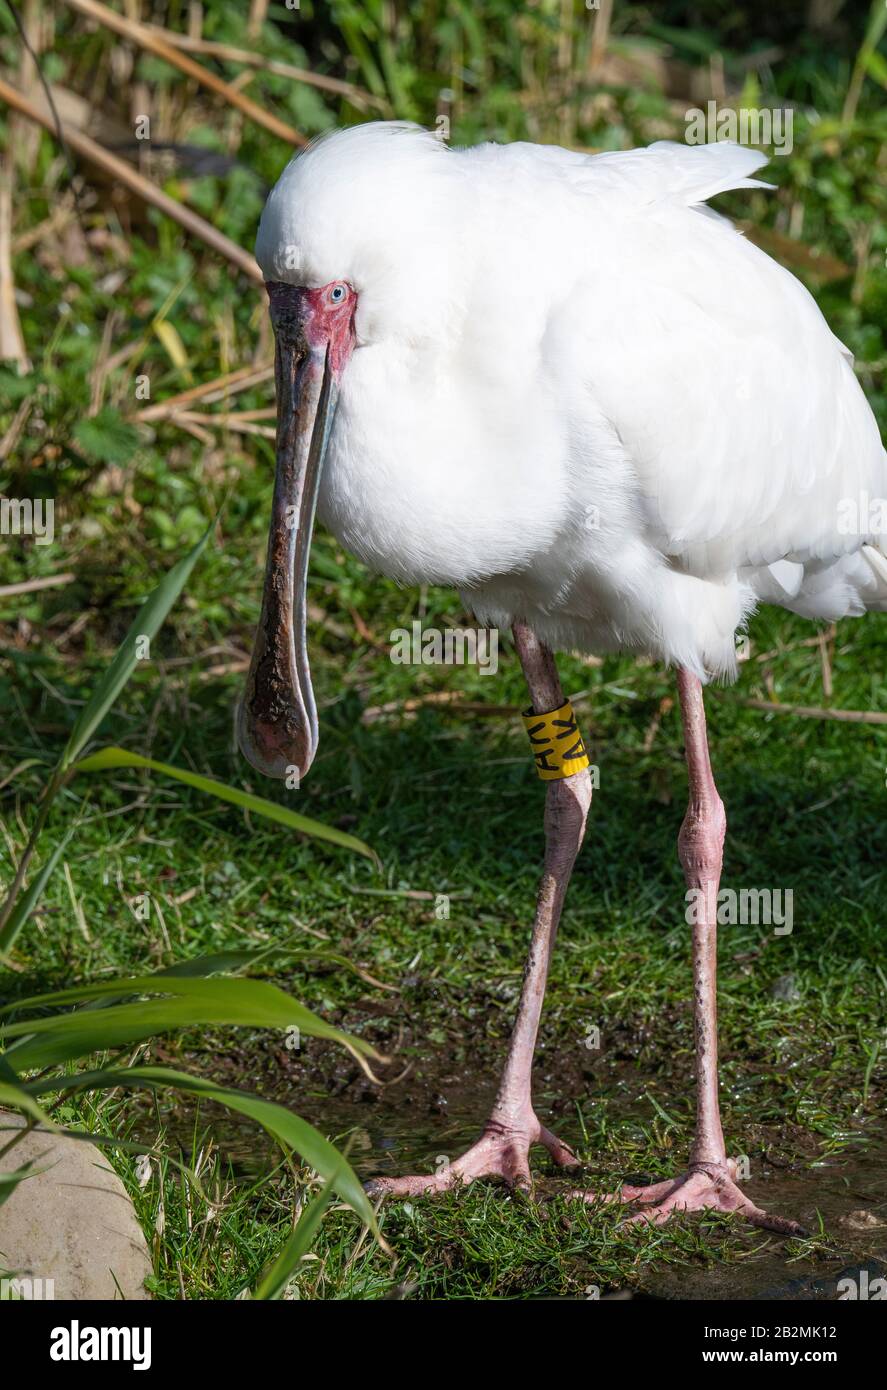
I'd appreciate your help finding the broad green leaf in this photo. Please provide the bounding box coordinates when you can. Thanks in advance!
[68,950,275,1015]
[0,946,392,1016]
[0,1083,55,1129]
[73,747,377,861]
[28,1065,380,1235]
[136,943,393,991]
[60,527,212,770]
[253,1172,339,1300]
[0,965,275,1013]
[155,948,277,979]
[0,833,71,957]
[0,949,282,1017]
[0,974,379,1070]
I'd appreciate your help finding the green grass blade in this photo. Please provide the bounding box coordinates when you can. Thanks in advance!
[0,832,71,957]
[11,1124,210,1202]
[60,526,213,770]
[0,1161,44,1210]
[253,1172,340,1299]
[73,747,377,861]
[863,48,887,90]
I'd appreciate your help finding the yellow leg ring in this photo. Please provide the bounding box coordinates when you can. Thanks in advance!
[522,699,590,781]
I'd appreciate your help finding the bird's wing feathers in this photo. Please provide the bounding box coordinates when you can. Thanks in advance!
[541,142,886,577]
[576,139,774,206]
[496,137,773,205]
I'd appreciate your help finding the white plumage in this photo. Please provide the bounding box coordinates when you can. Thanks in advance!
[256,122,887,679]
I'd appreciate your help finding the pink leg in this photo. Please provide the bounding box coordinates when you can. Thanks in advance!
[679,664,728,1170]
[584,668,805,1235]
[366,623,589,1197]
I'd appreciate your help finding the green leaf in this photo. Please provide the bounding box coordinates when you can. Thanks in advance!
[73,747,377,861]
[72,408,140,465]
[0,1083,56,1130]
[28,1065,379,1235]
[863,48,887,91]
[0,1088,59,1209]
[60,527,212,770]
[0,833,71,957]
[0,974,379,1070]
[154,948,277,979]
[0,370,35,405]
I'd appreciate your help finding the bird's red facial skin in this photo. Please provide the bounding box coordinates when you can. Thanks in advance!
[265,281,356,379]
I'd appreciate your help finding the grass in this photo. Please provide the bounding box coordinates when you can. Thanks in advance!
[1,1,886,1300]
[3,560,885,1295]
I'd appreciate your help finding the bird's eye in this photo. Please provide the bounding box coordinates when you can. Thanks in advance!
[329,284,347,304]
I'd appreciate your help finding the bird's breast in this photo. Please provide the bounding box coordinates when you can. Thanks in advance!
[316,343,572,588]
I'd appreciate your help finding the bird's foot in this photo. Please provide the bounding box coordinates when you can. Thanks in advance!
[577,1159,806,1237]
[365,1113,579,1199]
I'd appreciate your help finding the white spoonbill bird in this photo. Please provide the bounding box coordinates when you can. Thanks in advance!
[238,123,887,1233]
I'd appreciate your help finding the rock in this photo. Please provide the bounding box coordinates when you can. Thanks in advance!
[840,1209,886,1231]
[0,1113,152,1300]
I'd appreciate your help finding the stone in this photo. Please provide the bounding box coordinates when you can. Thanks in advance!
[840,1209,886,1231]
[0,1113,152,1300]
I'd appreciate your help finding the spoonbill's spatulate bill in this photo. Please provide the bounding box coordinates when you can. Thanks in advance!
[240,123,887,1232]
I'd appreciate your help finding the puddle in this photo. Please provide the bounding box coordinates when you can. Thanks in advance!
[173,1083,514,1181]
[639,1136,887,1300]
